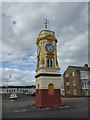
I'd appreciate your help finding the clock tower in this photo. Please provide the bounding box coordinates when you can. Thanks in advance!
[35,20,63,108]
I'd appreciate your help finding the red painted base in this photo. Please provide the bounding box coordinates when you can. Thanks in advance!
[35,89,63,108]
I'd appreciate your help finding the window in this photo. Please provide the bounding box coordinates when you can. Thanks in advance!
[66,82,69,86]
[87,81,90,85]
[84,90,88,96]
[81,81,84,88]
[66,74,69,77]
[66,90,70,95]
[72,72,75,77]
[47,59,52,67]
[81,80,88,88]
[73,80,76,86]
[84,81,87,88]
[73,90,77,95]
[80,71,88,79]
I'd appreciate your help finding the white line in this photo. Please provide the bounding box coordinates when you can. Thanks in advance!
[33,106,36,108]
[64,106,70,108]
[58,106,70,109]
[20,110,27,112]
[41,108,50,110]
[58,106,64,108]
[45,108,50,110]
[14,110,19,112]
[14,109,27,112]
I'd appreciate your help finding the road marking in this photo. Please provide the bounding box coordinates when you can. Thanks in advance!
[14,106,70,113]
[45,107,50,110]
[14,109,27,112]
[64,105,70,108]
[33,106,36,108]
[14,110,19,112]
[58,105,70,109]
[39,108,50,110]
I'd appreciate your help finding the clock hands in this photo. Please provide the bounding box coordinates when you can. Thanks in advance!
[48,45,53,51]
[45,44,54,53]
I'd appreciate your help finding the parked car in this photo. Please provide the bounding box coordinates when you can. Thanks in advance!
[24,91,32,95]
[31,91,36,96]
[9,93,17,100]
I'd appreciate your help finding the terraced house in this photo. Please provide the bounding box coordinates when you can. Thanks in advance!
[63,64,90,97]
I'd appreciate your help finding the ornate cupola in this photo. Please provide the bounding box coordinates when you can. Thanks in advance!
[35,20,63,108]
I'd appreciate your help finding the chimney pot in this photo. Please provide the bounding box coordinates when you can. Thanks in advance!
[84,64,88,68]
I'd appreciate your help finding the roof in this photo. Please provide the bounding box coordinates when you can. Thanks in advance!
[36,29,57,45]
[0,85,36,88]
[39,29,55,35]
[68,65,90,71]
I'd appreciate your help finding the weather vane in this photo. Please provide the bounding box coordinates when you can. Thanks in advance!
[44,19,49,29]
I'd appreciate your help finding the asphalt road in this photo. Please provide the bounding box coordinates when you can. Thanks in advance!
[1,94,89,119]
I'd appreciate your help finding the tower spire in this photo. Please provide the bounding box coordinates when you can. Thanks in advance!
[44,19,49,29]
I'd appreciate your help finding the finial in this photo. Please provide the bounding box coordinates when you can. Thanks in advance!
[44,19,49,29]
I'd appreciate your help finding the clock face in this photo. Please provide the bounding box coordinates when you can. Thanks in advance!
[37,46,41,56]
[45,43,54,53]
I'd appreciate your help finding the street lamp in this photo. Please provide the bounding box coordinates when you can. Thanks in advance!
[6,75,11,94]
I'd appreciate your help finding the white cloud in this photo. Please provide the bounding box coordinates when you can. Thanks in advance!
[1,68,36,86]
[2,0,89,2]
[1,2,88,86]
[58,31,88,70]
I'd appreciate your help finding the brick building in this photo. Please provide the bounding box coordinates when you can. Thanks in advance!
[63,64,90,97]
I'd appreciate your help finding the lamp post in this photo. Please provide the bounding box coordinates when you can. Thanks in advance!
[5,76,8,95]
[6,75,11,95]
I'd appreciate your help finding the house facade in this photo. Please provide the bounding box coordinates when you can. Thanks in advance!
[63,64,90,97]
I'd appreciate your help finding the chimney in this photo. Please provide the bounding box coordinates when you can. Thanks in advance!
[84,64,88,69]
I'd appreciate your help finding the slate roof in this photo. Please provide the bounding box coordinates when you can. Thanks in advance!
[69,65,90,71]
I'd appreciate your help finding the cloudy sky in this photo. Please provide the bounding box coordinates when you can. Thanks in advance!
[0,0,89,86]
